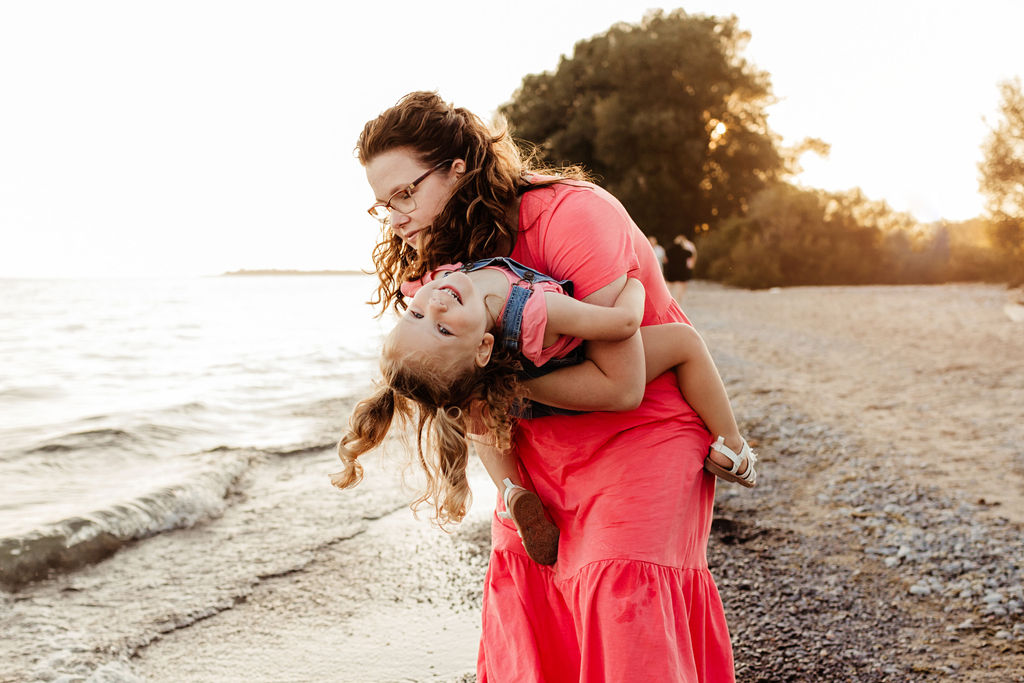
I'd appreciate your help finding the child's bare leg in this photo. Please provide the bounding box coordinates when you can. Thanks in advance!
[640,324,752,479]
[471,432,559,565]
[472,432,523,491]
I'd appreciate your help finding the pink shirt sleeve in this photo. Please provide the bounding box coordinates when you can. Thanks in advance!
[512,183,640,302]
[512,181,687,327]
[518,281,582,366]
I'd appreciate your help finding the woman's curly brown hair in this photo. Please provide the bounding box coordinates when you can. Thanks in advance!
[331,336,525,529]
[357,90,585,315]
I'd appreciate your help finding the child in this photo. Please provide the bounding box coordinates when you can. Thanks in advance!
[331,257,756,565]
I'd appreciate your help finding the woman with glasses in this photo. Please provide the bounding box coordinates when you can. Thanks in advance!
[354,91,735,682]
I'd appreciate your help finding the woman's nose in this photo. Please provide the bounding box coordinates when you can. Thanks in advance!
[388,206,410,227]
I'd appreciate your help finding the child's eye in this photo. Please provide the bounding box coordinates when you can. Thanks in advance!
[409,310,423,319]
[438,325,452,336]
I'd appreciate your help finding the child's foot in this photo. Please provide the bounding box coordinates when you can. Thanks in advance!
[498,478,559,565]
[704,436,758,488]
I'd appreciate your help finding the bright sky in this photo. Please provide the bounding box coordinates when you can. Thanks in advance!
[2,0,1022,278]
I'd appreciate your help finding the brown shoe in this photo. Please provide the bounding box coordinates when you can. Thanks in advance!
[499,478,560,565]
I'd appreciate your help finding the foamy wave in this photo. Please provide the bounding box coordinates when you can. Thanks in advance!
[0,449,253,589]
[28,427,141,453]
[267,439,341,457]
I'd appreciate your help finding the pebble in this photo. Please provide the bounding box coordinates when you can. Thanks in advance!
[709,395,1023,681]
[815,437,1023,637]
[692,307,1024,681]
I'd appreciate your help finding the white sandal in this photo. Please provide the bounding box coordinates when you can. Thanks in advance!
[497,478,559,565]
[705,436,758,488]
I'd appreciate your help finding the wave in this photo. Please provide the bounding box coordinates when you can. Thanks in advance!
[265,438,340,458]
[0,384,65,401]
[27,427,141,454]
[0,449,253,590]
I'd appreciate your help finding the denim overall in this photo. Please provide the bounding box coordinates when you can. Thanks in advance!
[457,257,585,417]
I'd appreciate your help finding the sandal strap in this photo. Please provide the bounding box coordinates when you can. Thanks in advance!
[497,477,523,520]
[710,436,758,482]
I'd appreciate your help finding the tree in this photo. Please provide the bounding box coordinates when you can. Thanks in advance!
[979,77,1024,284]
[697,184,891,288]
[500,10,786,243]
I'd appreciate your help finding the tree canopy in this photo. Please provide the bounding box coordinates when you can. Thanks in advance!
[500,9,787,243]
[979,77,1024,284]
[696,184,1003,289]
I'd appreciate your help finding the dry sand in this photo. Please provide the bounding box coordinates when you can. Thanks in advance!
[8,281,1023,682]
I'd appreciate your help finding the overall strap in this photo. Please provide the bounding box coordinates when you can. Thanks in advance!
[500,284,532,354]
[460,257,574,355]
[460,257,575,297]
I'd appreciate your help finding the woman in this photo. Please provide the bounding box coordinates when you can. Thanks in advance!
[357,91,734,681]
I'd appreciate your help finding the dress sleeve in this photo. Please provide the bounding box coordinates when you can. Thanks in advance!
[520,185,641,301]
[519,280,582,366]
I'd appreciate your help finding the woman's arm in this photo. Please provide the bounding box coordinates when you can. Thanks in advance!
[523,278,647,412]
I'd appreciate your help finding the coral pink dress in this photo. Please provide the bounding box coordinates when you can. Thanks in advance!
[477,180,735,682]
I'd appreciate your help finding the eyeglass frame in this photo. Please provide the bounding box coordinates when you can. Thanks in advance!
[367,159,455,223]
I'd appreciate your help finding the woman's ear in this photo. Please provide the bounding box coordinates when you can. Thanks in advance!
[474,332,494,367]
[451,158,466,177]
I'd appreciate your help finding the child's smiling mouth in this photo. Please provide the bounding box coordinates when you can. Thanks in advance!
[438,285,462,304]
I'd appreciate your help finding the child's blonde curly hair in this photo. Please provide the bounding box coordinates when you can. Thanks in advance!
[331,336,525,528]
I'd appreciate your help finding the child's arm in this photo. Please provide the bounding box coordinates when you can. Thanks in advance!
[523,275,646,412]
[541,276,645,342]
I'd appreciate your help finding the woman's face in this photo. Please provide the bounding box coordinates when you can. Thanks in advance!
[364,148,465,250]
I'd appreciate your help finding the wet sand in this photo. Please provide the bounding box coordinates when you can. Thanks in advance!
[128,469,491,682]
[4,281,1023,682]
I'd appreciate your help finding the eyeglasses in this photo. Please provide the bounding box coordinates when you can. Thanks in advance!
[367,159,453,223]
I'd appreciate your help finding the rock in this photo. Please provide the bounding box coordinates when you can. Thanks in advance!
[983,591,1005,605]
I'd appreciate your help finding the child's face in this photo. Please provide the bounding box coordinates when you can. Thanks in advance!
[392,271,494,370]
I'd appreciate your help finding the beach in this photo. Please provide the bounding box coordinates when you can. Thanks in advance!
[3,281,1023,682]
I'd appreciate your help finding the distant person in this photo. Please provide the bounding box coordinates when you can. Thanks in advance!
[648,234,668,275]
[666,234,698,300]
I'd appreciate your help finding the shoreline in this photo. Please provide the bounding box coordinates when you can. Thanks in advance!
[3,281,1022,681]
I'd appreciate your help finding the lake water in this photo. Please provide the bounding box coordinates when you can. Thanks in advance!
[0,274,391,586]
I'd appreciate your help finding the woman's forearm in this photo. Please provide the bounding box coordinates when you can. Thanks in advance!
[523,333,646,412]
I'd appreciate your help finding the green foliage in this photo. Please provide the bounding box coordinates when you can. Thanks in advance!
[697,185,1012,289]
[698,185,878,288]
[979,78,1024,285]
[500,9,785,244]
